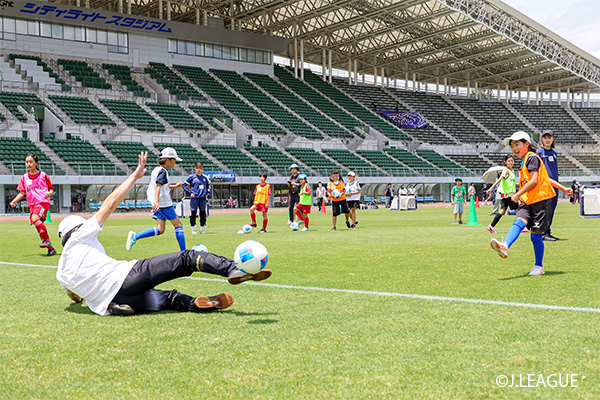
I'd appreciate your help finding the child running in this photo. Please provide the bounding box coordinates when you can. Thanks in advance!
[9,153,57,256]
[126,148,186,251]
[294,174,312,231]
[328,169,351,231]
[490,132,572,276]
[486,155,517,234]
[346,171,361,228]
[183,162,210,235]
[249,173,271,233]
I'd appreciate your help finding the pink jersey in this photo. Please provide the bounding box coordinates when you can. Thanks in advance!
[18,171,53,207]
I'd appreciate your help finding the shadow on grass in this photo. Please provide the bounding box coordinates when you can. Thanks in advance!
[499,270,565,281]
[65,302,95,315]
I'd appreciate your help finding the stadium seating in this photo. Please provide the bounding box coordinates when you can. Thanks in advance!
[146,102,208,131]
[321,148,384,176]
[211,68,322,140]
[202,144,265,175]
[304,71,410,141]
[103,64,151,97]
[10,54,64,91]
[0,136,64,175]
[99,99,165,131]
[415,149,471,176]
[189,106,227,131]
[145,62,205,101]
[0,92,47,122]
[44,136,123,175]
[49,95,115,126]
[175,65,286,136]
[244,144,299,174]
[452,99,529,140]
[154,142,219,173]
[274,66,360,138]
[571,153,600,172]
[332,77,399,111]
[356,149,415,176]
[58,59,111,90]
[285,147,341,175]
[101,140,154,172]
[571,108,600,133]
[384,148,442,176]
[444,154,494,173]
[511,104,595,143]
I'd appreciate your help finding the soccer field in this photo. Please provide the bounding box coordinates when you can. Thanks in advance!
[1,204,599,399]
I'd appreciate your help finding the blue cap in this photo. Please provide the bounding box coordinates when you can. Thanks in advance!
[299,174,307,180]
[455,177,463,181]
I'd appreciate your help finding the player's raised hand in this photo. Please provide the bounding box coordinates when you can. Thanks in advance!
[133,151,148,179]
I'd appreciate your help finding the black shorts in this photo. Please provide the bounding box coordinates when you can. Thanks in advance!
[516,199,551,233]
[500,197,518,211]
[332,199,350,216]
[347,200,360,209]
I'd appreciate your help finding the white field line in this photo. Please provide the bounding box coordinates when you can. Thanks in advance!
[2,261,600,314]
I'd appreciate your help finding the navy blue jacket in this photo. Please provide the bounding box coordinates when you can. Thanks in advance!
[183,173,211,198]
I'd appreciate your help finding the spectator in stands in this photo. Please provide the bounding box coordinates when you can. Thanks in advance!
[537,130,560,241]
[287,164,301,225]
[9,153,57,256]
[385,183,394,208]
[328,170,351,231]
[315,181,326,212]
[451,177,467,225]
[57,152,271,316]
[126,148,186,252]
[346,172,361,228]
[183,162,210,235]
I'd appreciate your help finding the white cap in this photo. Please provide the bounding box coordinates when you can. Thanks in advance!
[347,171,356,177]
[289,163,299,170]
[502,131,531,146]
[58,215,87,238]
[160,147,182,161]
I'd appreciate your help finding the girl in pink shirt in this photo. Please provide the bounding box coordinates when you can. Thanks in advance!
[10,153,56,256]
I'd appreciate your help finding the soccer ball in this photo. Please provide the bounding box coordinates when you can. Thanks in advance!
[332,189,342,199]
[242,224,252,234]
[290,222,299,231]
[191,244,208,252]
[234,240,268,274]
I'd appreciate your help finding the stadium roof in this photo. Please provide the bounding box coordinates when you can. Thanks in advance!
[81,0,600,92]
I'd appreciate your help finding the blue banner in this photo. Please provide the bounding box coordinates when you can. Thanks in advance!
[205,171,235,182]
[380,110,428,128]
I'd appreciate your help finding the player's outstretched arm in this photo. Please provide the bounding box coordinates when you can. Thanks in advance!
[549,178,573,197]
[96,152,148,227]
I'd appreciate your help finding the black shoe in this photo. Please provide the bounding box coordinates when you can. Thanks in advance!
[549,234,560,240]
[354,221,359,226]
[542,235,557,242]
[46,248,57,256]
[250,223,257,228]
[331,227,336,231]
[350,224,356,228]
[228,268,272,285]
[108,302,135,316]
[40,240,52,248]
[346,221,351,228]
[194,293,233,310]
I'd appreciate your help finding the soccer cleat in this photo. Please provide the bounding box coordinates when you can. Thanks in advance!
[490,238,509,259]
[549,234,560,240]
[258,228,267,233]
[228,268,272,285]
[194,293,233,310]
[39,240,52,248]
[126,231,137,251]
[287,220,292,225]
[301,227,310,231]
[108,302,135,316]
[191,226,197,235]
[200,227,206,234]
[354,221,359,226]
[331,227,336,231]
[346,221,351,228]
[542,235,557,242]
[250,223,258,228]
[487,224,497,234]
[46,248,57,257]
[528,265,545,276]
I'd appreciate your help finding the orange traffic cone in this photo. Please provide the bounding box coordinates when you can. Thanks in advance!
[475,196,480,208]
[321,198,327,214]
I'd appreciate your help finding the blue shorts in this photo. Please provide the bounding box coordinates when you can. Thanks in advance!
[453,202,464,214]
[190,197,207,212]
[153,206,178,221]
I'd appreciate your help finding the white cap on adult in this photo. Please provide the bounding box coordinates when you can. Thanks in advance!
[289,163,299,170]
[160,147,182,161]
[502,131,531,146]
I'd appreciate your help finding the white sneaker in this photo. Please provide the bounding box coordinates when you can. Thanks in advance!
[126,231,136,251]
[490,238,509,259]
[287,220,292,225]
[200,227,206,234]
[528,265,545,276]
[487,224,496,234]
[191,226,197,235]
[301,227,310,231]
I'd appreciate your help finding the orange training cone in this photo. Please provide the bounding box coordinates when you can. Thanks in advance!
[321,198,327,214]
[475,196,480,208]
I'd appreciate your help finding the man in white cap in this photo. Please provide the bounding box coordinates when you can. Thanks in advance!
[126,147,186,251]
[57,152,271,316]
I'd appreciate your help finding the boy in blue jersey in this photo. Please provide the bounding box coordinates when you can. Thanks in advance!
[126,148,186,251]
[183,162,211,234]
[536,130,560,241]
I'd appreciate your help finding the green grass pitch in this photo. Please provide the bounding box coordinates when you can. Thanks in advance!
[1,203,599,399]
